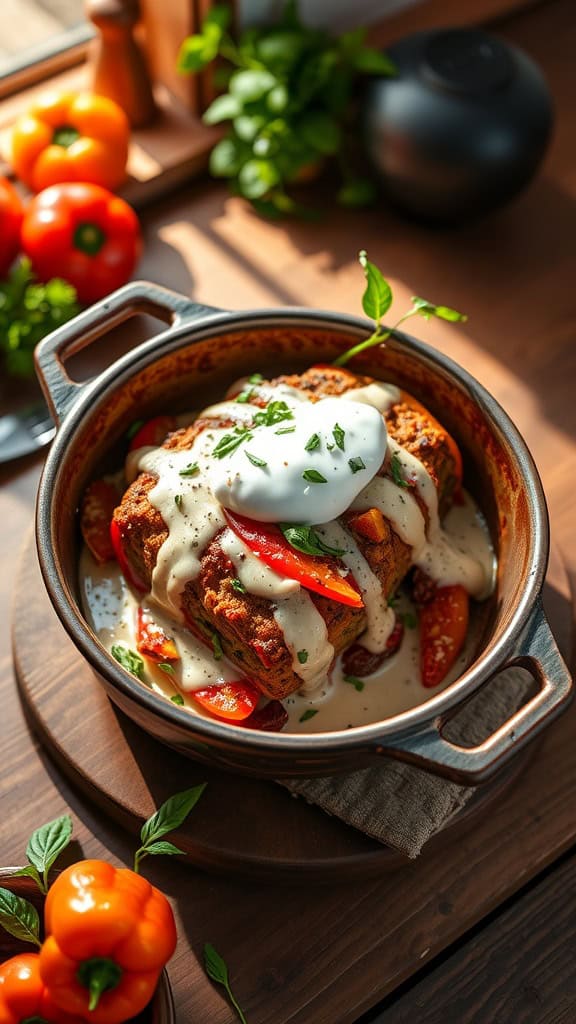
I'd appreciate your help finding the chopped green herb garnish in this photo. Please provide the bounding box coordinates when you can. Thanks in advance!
[159,663,175,675]
[212,429,253,458]
[231,577,246,593]
[174,494,184,510]
[235,388,254,404]
[390,453,410,488]
[402,612,418,629]
[333,423,345,450]
[344,675,365,692]
[348,457,365,474]
[126,419,144,441]
[303,469,327,483]
[299,709,318,722]
[111,645,145,681]
[249,373,263,384]
[280,524,345,558]
[245,451,268,468]
[179,463,199,477]
[305,433,321,452]
[275,426,296,435]
[297,650,309,664]
[171,694,185,706]
[252,400,294,427]
[211,632,223,660]
[387,594,398,608]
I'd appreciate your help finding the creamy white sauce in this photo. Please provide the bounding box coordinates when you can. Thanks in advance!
[210,396,387,525]
[79,376,496,730]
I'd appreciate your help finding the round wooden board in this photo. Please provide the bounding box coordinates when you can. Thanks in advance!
[12,532,574,882]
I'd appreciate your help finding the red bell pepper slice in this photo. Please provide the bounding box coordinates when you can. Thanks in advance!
[136,607,179,662]
[80,479,118,563]
[224,510,363,609]
[192,679,260,721]
[109,518,148,594]
[129,415,177,451]
[419,583,469,688]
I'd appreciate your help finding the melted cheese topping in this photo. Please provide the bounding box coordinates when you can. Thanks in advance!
[80,377,496,729]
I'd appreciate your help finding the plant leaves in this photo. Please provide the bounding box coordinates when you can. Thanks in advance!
[26,815,73,887]
[111,644,145,681]
[238,159,280,199]
[358,250,393,324]
[203,94,242,124]
[299,111,340,155]
[177,34,216,73]
[0,888,41,946]
[353,48,396,75]
[411,296,467,323]
[140,785,207,846]
[229,69,277,103]
[209,138,243,178]
[8,865,42,888]
[140,840,186,857]
[204,943,229,985]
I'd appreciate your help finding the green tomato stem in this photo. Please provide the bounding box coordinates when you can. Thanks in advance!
[77,957,123,1011]
[73,222,107,256]
[52,125,80,148]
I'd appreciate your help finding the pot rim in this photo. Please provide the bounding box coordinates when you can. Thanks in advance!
[36,304,549,755]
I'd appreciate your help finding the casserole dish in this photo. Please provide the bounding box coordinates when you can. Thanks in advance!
[34,282,572,784]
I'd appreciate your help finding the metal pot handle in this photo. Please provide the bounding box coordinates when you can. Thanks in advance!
[380,601,572,785]
[35,281,220,424]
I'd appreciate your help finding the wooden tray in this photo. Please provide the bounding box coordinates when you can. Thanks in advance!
[12,533,573,882]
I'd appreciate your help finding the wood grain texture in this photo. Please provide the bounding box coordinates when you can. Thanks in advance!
[0,1,575,1020]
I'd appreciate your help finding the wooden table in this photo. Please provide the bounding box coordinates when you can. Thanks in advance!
[1,1,575,1020]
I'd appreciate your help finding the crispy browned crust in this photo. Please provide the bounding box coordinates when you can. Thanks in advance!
[113,368,460,699]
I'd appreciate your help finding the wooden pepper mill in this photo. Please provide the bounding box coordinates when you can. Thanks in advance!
[86,0,157,128]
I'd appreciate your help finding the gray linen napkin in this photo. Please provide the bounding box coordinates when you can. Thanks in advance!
[280,668,532,858]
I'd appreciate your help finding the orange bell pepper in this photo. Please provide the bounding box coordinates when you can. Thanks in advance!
[419,583,469,688]
[0,952,84,1024]
[39,860,177,1024]
[10,92,129,193]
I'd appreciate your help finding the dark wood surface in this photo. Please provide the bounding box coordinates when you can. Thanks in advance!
[1,0,575,1021]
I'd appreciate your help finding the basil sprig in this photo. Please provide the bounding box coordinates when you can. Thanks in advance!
[10,815,73,895]
[0,888,41,947]
[280,524,345,558]
[334,250,466,367]
[134,785,207,873]
[204,943,248,1024]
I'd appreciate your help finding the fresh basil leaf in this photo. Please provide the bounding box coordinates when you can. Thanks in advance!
[26,815,73,891]
[333,423,345,451]
[348,457,365,474]
[204,942,229,985]
[230,69,277,103]
[0,888,41,947]
[8,864,42,889]
[212,431,252,458]
[140,840,186,857]
[303,469,327,483]
[299,709,318,722]
[245,451,267,468]
[411,296,467,323]
[111,645,145,681]
[238,159,281,199]
[177,33,217,73]
[344,675,365,692]
[171,693,185,705]
[140,785,207,846]
[297,650,309,664]
[203,94,242,124]
[280,524,345,558]
[253,401,293,427]
[358,250,392,324]
[304,433,321,452]
[209,138,244,179]
[179,463,199,477]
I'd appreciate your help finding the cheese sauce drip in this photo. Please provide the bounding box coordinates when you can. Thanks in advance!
[117,377,495,699]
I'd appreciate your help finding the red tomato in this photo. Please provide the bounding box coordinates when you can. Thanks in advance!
[419,584,469,688]
[21,182,141,305]
[80,479,118,563]
[224,510,363,609]
[193,680,260,721]
[109,518,148,593]
[0,177,23,277]
[136,607,179,662]
[129,416,177,451]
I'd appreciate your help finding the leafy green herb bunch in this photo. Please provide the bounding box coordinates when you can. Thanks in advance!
[0,258,79,379]
[178,0,395,217]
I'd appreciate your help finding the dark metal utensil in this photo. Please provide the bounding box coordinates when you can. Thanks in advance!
[0,401,55,463]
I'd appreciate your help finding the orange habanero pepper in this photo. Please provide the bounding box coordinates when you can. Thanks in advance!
[0,952,84,1024]
[38,860,177,1024]
[10,92,129,194]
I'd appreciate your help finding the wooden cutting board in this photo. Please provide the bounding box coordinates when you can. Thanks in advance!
[12,533,573,881]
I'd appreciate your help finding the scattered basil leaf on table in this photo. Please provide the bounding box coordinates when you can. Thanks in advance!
[203,942,248,1024]
[134,785,207,872]
[0,888,41,947]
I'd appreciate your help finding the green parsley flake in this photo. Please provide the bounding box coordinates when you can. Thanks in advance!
[297,650,309,664]
[402,612,418,629]
[211,631,224,660]
[275,426,296,435]
[333,423,345,450]
[299,709,318,722]
[344,675,365,692]
[111,644,145,681]
[231,577,246,593]
[252,400,294,427]
[179,462,199,477]
[390,453,411,488]
[249,373,263,384]
[305,433,321,452]
[348,457,365,474]
[174,493,184,510]
[212,429,253,459]
[236,388,254,404]
[159,662,175,675]
[245,450,268,468]
[170,693,185,706]
[303,469,327,483]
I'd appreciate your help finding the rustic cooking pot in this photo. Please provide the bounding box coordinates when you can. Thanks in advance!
[34,282,572,785]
